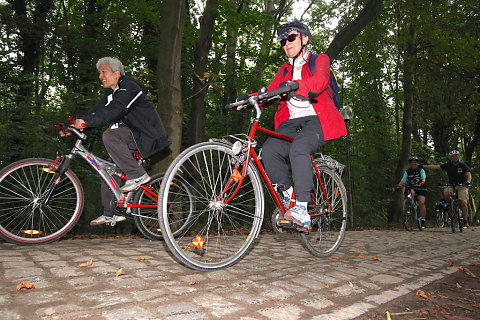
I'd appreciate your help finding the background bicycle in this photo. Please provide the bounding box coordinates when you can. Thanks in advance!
[435,198,449,227]
[441,183,469,233]
[158,82,348,271]
[401,185,422,231]
[0,118,192,245]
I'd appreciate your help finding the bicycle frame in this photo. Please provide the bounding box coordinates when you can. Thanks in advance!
[221,97,331,217]
[54,127,157,211]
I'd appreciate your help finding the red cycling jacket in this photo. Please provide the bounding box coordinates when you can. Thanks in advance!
[266,51,347,141]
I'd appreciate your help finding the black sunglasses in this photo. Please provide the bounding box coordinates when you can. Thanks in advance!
[280,33,300,47]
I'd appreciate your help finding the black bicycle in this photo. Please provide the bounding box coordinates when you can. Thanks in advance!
[441,184,470,233]
[435,199,449,227]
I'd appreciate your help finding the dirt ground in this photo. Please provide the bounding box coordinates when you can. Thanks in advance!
[356,263,480,320]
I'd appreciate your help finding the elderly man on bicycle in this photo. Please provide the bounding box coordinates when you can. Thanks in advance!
[396,156,427,229]
[240,21,347,231]
[74,57,171,226]
[423,150,472,228]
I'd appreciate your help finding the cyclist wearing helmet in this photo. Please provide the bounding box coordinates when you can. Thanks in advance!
[424,150,472,228]
[396,156,427,228]
[238,21,347,232]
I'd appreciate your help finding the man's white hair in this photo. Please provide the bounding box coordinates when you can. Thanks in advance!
[96,57,125,76]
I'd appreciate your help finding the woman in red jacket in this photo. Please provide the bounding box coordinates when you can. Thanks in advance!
[261,21,347,232]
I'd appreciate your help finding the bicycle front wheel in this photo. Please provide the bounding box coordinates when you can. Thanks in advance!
[300,166,347,257]
[450,201,460,233]
[402,199,415,231]
[0,158,84,245]
[158,142,264,271]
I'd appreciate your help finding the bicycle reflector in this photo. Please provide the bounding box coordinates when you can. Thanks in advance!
[21,229,43,235]
[39,167,57,174]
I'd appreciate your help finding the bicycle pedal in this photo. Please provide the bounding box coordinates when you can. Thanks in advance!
[277,219,296,229]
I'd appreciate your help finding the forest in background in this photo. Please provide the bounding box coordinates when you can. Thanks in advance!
[0,0,479,234]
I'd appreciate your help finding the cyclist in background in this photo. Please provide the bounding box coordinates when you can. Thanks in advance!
[423,150,472,228]
[239,21,347,232]
[396,156,427,228]
[74,57,171,226]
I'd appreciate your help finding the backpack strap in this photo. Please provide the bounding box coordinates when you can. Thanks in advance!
[308,52,318,75]
[282,52,318,77]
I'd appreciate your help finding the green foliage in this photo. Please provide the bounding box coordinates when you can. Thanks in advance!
[0,0,479,234]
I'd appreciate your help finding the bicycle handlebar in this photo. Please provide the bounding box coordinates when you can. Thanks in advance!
[225,81,300,110]
[55,118,87,141]
[438,183,471,188]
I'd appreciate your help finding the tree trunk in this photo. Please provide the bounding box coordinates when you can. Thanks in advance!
[152,0,185,173]
[11,0,54,102]
[389,5,417,224]
[190,0,219,144]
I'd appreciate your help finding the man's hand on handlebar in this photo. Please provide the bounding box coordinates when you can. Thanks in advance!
[74,119,86,130]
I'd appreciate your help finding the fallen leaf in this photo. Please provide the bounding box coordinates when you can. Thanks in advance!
[354,254,365,258]
[16,282,35,290]
[416,289,431,299]
[356,246,364,249]
[447,259,454,267]
[373,256,382,262]
[116,267,125,276]
[386,311,391,320]
[348,281,354,288]
[331,255,340,260]
[459,266,478,278]
[135,257,146,261]
[324,284,330,288]
[77,258,93,268]
[456,282,462,289]
[188,281,196,285]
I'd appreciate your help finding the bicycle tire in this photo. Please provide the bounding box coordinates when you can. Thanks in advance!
[450,201,458,233]
[0,158,84,245]
[457,203,464,233]
[402,199,415,231]
[158,142,264,271]
[416,205,422,231]
[299,166,347,257]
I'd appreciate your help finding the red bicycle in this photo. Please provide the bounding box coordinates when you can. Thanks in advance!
[158,82,348,271]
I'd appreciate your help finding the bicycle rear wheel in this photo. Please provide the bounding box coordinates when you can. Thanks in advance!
[435,209,445,227]
[158,142,264,271]
[133,173,164,240]
[299,166,347,257]
[402,199,415,231]
[0,158,84,245]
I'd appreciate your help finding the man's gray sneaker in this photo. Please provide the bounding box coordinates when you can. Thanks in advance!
[90,215,126,226]
[120,173,151,193]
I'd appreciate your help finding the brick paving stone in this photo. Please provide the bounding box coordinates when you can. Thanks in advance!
[1,228,480,319]
[157,302,207,319]
[258,304,305,320]
[101,306,159,320]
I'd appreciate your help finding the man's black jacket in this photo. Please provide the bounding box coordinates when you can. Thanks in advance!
[82,76,171,158]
